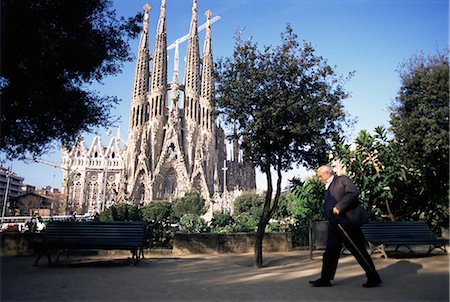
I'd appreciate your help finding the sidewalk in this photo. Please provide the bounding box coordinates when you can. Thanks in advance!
[1,250,449,301]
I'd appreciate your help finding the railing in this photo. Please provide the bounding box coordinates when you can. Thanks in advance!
[1,215,93,223]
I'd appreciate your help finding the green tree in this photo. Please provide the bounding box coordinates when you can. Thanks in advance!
[233,191,264,219]
[333,127,417,222]
[389,52,449,229]
[216,25,351,267]
[142,200,172,222]
[172,190,206,219]
[0,0,141,159]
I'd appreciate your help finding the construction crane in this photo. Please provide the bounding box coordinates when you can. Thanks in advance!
[167,15,221,83]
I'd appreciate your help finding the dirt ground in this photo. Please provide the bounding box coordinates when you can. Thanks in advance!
[1,249,449,302]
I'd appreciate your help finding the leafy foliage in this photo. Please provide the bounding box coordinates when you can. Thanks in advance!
[179,214,205,233]
[290,177,325,246]
[172,190,206,219]
[233,191,264,218]
[141,200,172,222]
[211,211,234,228]
[0,0,142,158]
[333,127,416,221]
[232,212,259,233]
[98,203,142,222]
[389,52,449,229]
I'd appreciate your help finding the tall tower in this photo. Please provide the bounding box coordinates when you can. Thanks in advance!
[197,10,216,196]
[123,0,255,205]
[126,4,151,201]
[183,0,201,173]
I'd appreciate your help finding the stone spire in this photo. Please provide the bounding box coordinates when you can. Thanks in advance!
[149,0,168,117]
[130,3,151,124]
[200,9,214,131]
[184,0,201,114]
[126,3,151,193]
[183,0,201,171]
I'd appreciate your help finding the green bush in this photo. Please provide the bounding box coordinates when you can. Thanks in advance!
[211,211,233,227]
[98,203,142,222]
[172,190,206,219]
[233,191,264,219]
[290,177,325,246]
[232,212,258,232]
[141,200,174,249]
[142,200,172,222]
[179,213,205,233]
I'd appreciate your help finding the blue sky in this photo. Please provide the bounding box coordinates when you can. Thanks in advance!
[4,0,448,191]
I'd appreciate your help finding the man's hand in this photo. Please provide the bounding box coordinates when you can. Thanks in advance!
[333,207,340,215]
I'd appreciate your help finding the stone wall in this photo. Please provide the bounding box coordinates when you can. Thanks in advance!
[1,232,293,256]
[0,233,38,256]
[173,232,293,255]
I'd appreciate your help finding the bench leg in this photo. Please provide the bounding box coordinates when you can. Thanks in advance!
[130,249,139,266]
[139,246,145,259]
[34,253,43,266]
[427,244,447,256]
[55,249,69,262]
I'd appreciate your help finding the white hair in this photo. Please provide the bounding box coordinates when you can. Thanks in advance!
[317,165,334,175]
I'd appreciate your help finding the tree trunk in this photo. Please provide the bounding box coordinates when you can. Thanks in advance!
[254,165,273,267]
[254,216,267,267]
[254,162,283,268]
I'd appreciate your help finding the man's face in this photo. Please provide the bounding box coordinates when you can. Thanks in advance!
[317,170,331,185]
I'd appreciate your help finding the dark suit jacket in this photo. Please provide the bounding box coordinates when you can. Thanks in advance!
[328,175,368,226]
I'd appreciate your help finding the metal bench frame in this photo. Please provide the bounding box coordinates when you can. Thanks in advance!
[33,221,146,266]
[361,221,448,258]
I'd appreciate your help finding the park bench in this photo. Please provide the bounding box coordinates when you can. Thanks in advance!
[361,221,448,258]
[34,221,146,266]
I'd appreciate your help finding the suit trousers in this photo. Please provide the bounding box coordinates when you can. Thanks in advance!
[321,218,379,281]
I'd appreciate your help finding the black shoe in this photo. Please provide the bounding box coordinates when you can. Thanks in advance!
[309,278,332,287]
[363,278,382,288]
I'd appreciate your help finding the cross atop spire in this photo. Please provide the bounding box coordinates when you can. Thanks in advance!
[205,9,212,20]
[205,9,212,27]
[192,0,197,14]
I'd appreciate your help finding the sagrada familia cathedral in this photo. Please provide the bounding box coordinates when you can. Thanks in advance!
[61,0,256,217]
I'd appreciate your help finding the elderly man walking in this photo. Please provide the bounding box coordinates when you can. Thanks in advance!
[309,165,382,288]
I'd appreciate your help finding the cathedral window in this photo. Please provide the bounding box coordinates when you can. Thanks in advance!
[202,107,205,127]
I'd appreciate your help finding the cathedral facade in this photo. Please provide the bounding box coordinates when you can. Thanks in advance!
[61,0,255,215]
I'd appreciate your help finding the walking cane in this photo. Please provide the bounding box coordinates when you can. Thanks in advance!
[332,211,376,274]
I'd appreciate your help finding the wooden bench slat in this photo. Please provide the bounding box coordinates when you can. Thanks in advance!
[34,221,146,266]
[360,221,448,258]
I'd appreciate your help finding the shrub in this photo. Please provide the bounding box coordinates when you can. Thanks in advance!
[179,213,205,233]
[232,212,258,232]
[172,190,206,219]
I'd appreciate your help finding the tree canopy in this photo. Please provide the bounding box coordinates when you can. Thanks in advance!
[389,52,449,228]
[215,25,352,266]
[172,190,206,219]
[0,0,141,159]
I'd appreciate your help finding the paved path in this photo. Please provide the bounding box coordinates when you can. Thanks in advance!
[1,250,449,301]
